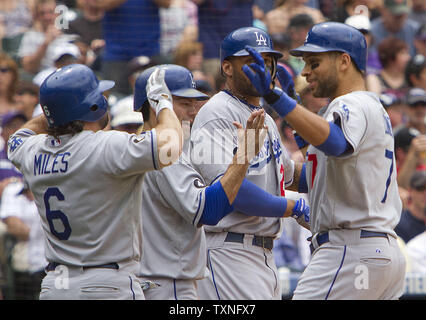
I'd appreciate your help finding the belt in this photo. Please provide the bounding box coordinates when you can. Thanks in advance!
[224,232,274,250]
[309,230,388,254]
[45,262,119,272]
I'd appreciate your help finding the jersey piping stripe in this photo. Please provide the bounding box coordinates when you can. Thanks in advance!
[150,130,158,170]
[207,249,221,300]
[325,245,346,300]
[173,279,178,300]
[129,276,136,300]
[192,190,203,226]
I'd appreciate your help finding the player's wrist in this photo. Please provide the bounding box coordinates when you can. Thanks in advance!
[155,99,174,116]
[265,88,297,118]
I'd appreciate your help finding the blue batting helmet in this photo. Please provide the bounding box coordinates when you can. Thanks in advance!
[220,27,283,63]
[289,22,367,72]
[40,64,115,127]
[133,64,209,111]
[220,27,283,79]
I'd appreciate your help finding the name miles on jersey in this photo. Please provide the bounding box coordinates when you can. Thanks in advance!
[33,152,70,176]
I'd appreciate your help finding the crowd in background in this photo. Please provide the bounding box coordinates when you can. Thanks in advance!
[0,0,424,299]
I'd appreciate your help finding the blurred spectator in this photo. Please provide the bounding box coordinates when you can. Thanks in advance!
[64,0,105,69]
[18,0,78,75]
[405,54,426,90]
[0,112,27,195]
[414,24,426,56]
[13,81,39,120]
[193,0,253,83]
[345,13,381,75]
[286,13,315,75]
[0,0,34,57]
[173,41,204,72]
[65,0,104,49]
[160,0,198,60]
[395,170,426,243]
[32,42,81,86]
[404,88,426,134]
[366,37,411,100]
[379,92,407,130]
[100,0,171,96]
[405,231,426,273]
[408,0,426,27]
[395,89,426,189]
[252,0,274,30]
[110,102,144,134]
[270,32,295,79]
[108,54,153,130]
[265,0,324,34]
[335,0,381,22]
[370,0,420,58]
[0,53,20,116]
[0,0,33,38]
[0,180,46,300]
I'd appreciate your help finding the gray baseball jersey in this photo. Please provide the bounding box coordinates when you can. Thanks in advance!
[8,128,159,266]
[306,91,401,236]
[190,90,295,237]
[138,145,208,281]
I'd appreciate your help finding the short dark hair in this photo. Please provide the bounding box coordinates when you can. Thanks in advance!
[47,120,84,140]
[141,101,151,123]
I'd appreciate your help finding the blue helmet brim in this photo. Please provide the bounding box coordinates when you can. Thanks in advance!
[290,43,341,57]
[171,88,209,100]
[231,47,283,59]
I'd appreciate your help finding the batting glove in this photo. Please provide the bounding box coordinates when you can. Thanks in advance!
[241,45,272,96]
[146,67,173,116]
[291,198,310,223]
[242,45,296,118]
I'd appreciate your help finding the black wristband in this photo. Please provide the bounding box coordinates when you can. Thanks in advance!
[263,89,281,105]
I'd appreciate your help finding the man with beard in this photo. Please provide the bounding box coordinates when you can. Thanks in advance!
[7,64,183,299]
[190,27,310,300]
[243,22,406,299]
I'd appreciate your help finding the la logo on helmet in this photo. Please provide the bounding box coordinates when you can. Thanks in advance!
[254,32,267,46]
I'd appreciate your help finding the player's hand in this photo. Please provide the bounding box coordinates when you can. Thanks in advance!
[276,64,296,98]
[233,109,268,163]
[146,67,174,116]
[291,198,310,223]
[241,45,273,96]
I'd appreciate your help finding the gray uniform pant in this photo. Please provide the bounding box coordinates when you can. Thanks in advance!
[197,232,282,300]
[293,229,406,300]
[139,277,199,300]
[39,260,144,300]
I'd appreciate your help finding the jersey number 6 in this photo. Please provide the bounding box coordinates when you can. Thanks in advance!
[44,187,72,240]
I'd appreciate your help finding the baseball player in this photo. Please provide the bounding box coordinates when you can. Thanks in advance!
[243,22,406,299]
[134,64,308,299]
[190,27,310,300]
[7,64,182,300]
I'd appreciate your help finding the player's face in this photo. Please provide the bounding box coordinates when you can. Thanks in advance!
[301,52,339,99]
[229,53,275,98]
[172,96,199,126]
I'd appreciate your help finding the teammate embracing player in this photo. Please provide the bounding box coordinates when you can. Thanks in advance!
[243,22,406,299]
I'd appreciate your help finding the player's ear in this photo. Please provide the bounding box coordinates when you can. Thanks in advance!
[222,59,233,78]
[339,53,352,72]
